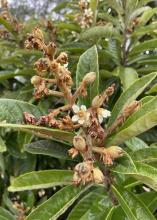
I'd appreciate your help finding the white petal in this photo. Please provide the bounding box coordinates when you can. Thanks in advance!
[102,109,111,118]
[80,105,87,111]
[78,119,85,124]
[72,115,79,122]
[86,112,90,118]
[98,115,103,124]
[63,63,68,68]
[72,105,79,113]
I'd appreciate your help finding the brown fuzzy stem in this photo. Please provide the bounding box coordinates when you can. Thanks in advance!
[47,90,64,97]
[72,81,86,103]
[48,104,72,117]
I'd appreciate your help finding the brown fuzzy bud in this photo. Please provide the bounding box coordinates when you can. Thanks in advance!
[23,112,37,125]
[56,52,68,65]
[92,95,104,108]
[93,168,104,184]
[32,27,44,41]
[45,42,56,59]
[83,72,96,84]
[74,161,93,185]
[34,58,51,75]
[73,135,86,152]
[68,148,78,159]
[123,101,140,117]
[106,146,123,159]
[106,84,115,96]
[31,75,42,85]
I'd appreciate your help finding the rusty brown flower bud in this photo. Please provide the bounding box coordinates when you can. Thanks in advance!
[31,75,42,85]
[83,72,96,84]
[106,146,123,159]
[73,135,86,152]
[93,168,104,184]
[68,148,78,159]
[32,27,44,41]
[74,161,93,185]
[45,42,56,59]
[92,94,104,108]
[56,52,68,65]
[34,58,51,75]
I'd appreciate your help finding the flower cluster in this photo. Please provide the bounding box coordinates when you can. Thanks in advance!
[24,27,141,186]
[75,0,94,29]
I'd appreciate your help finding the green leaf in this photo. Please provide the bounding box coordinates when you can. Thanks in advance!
[113,157,157,191]
[112,185,155,220]
[131,147,157,163]
[130,39,157,55]
[138,191,157,213]
[137,8,157,26]
[76,45,99,106]
[8,170,73,192]
[107,96,157,146]
[0,123,74,143]
[0,136,6,152]
[0,207,16,220]
[80,25,120,42]
[67,187,113,220]
[25,140,73,160]
[0,99,42,123]
[129,6,151,21]
[25,185,89,220]
[146,83,157,94]
[114,67,138,90]
[132,23,157,37]
[108,72,157,127]
[125,137,148,151]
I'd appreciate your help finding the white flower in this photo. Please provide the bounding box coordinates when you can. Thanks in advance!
[72,104,90,126]
[97,108,111,124]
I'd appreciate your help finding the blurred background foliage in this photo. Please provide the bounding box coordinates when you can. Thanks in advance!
[0,0,157,219]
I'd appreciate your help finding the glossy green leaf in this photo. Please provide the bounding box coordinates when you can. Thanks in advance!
[112,185,155,220]
[113,157,157,191]
[108,72,157,126]
[8,170,73,192]
[114,67,138,90]
[25,140,73,160]
[107,96,157,146]
[146,83,157,94]
[0,208,16,220]
[137,7,157,26]
[125,137,148,151]
[131,147,157,163]
[132,23,157,37]
[0,123,74,143]
[76,45,99,106]
[138,191,157,213]
[26,185,89,220]
[130,39,157,55]
[129,6,151,21]
[0,99,42,123]
[67,187,113,220]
